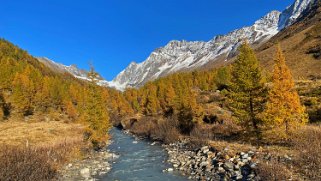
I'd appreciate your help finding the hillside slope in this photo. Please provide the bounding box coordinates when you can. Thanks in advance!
[256,0,321,79]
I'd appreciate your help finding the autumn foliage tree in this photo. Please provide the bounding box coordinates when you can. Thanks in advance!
[263,45,308,139]
[0,39,112,148]
[12,66,38,116]
[82,67,111,149]
[0,91,4,121]
[228,42,267,140]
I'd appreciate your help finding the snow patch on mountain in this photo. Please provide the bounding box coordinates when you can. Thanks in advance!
[37,57,114,88]
[110,0,313,90]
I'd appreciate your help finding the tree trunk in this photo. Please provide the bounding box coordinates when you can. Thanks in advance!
[250,96,261,142]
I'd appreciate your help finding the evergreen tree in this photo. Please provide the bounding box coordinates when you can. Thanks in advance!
[87,64,99,84]
[0,91,4,121]
[82,67,111,149]
[163,82,176,116]
[144,83,159,115]
[215,66,231,90]
[12,66,37,116]
[228,42,267,139]
[263,45,308,138]
[64,100,77,120]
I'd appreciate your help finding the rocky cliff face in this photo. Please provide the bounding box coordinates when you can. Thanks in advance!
[110,0,314,90]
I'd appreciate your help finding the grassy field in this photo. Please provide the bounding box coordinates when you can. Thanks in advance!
[0,121,85,146]
[0,120,87,180]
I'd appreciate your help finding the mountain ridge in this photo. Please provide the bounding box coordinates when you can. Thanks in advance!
[110,0,314,90]
[37,0,315,91]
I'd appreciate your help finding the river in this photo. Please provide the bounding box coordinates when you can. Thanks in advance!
[99,128,188,181]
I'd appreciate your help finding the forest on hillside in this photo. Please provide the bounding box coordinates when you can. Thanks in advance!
[0,38,321,180]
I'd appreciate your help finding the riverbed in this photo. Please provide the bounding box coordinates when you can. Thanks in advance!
[99,128,188,181]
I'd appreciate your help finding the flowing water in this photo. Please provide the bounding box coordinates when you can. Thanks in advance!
[100,128,188,181]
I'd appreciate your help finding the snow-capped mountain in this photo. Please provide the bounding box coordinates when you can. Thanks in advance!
[37,57,110,87]
[110,0,314,90]
[278,0,314,29]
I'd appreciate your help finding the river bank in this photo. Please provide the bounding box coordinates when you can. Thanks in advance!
[99,128,188,181]
[59,145,118,181]
[164,142,259,181]
[117,124,259,181]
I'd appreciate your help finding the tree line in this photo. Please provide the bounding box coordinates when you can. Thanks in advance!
[122,42,308,141]
[0,38,307,144]
[0,39,123,148]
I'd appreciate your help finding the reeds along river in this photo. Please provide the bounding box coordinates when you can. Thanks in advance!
[99,128,188,181]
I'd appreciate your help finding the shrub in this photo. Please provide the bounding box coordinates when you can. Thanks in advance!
[211,117,241,140]
[130,117,180,144]
[0,139,82,181]
[189,124,211,147]
[177,107,195,135]
[130,117,157,138]
[291,125,321,180]
[255,160,293,181]
[0,146,57,181]
[152,119,180,144]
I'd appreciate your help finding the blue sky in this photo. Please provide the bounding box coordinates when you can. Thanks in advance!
[0,0,293,80]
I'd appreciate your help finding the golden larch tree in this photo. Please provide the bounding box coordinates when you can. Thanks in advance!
[263,45,308,139]
[228,42,267,140]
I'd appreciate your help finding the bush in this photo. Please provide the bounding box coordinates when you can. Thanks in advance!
[0,146,57,181]
[255,160,293,181]
[177,107,195,135]
[130,117,158,138]
[211,117,241,140]
[152,119,180,144]
[130,117,180,144]
[189,124,211,147]
[0,138,82,181]
[291,125,321,180]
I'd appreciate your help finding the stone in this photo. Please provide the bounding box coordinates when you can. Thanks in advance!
[212,159,219,166]
[236,174,243,180]
[201,146,209,151]
[250,163,257,169]
[80,168,90,178]
[200,161,208,168]
[237,161,245,167]
[284,154,292,161]
[234,164,240,170]
[242,153,249,159]
[242,159,249,163]
[223,162,234,170]
[248,151,255,157]
[241,165,251,176]
[167,168,174,172]
[247,173,255,179]
[218,167,225,174]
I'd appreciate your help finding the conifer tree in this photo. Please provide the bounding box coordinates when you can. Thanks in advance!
[228,42,266,139]
[64,100,77,120]
[0,91,4,121]
[12,66,37,116]
[215,66,231,90]
[83,66,111,148]
[263,45,308,138]
[144,83,159,115]
[163,82,176,116]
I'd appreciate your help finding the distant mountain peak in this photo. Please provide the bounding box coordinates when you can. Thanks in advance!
[37,57,111,87]
[278,0,313,29]
[108,0,313,91]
